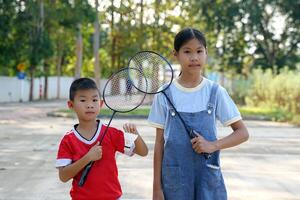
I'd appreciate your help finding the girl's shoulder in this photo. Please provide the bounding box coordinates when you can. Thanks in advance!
[171,77,217,93]
[203,78,228,94]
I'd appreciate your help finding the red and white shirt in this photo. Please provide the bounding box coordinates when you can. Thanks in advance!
[56,120,137,200]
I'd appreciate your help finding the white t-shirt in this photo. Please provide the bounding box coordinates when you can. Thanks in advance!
[148,77,242,129]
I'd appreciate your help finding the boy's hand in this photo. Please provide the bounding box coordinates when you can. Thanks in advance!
[123,123,138,135]
[86,141,102,161]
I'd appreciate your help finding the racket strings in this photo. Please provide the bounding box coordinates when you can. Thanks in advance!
[103,68,147,113]
[128,51,173,94]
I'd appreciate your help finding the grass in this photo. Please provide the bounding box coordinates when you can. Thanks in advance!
[98,107,150,116]
[239,106,300,125]
[239,106,281,120]
[56,107,150,118]
[56,106,300,125]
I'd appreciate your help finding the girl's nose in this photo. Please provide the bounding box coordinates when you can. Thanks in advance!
[190,53,198,61]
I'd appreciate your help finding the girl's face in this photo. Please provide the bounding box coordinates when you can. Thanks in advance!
[174,38,207,75]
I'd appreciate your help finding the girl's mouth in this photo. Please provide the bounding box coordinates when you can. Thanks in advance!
[188,64,201,67]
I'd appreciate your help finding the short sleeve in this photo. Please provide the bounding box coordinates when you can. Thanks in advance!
[56,136,72,168]
[147,93,167,129]
[111,129,125,153]
[216,86,242,126]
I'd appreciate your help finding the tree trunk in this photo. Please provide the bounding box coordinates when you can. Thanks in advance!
[29,69,34,101]
[139,0,144,50]
[110,0,120,95]
[93,0,101,89]
[75,24,83,79]
[43,62,49,99]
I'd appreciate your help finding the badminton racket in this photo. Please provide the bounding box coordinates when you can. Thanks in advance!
[128,50,211,159]
[78,67,148,186]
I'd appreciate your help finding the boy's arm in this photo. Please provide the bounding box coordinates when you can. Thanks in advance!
[58,142,102,182]
[153,128,165,200]
[123,123,148,157]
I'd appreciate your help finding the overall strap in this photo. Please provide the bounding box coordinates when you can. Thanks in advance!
[162,85,175,109]
[207,83,219,115]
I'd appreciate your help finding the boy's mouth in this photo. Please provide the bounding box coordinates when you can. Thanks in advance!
[85,111,95,114]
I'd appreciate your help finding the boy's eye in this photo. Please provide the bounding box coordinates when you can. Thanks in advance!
[184,51,190,54]
[93,99,98,102]
[198,50,203,53]
[80,99,85,102]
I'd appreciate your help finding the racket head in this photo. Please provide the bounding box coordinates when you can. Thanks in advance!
[128,50,173,94]
[102,67,147,113]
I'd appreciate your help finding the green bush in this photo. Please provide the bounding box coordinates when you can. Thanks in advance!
[245,68,300,116]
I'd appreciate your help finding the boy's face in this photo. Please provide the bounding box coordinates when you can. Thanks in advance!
[68,89,102,122]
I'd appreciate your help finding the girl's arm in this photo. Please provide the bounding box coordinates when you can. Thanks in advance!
[123,123,148,156]
[215,120,249,150]
[153,128,165,200]
[58,142,102,182]
[191,120,249,153]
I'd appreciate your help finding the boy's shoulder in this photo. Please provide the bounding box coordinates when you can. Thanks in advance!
[59,129,76,141]
[102,123,123,135]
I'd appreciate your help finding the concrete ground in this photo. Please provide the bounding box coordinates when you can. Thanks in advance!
[0,100,299,200]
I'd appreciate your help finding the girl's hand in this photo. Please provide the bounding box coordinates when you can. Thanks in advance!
[86,141,102,161]
[123,123,138,134]
[191,135,217,154]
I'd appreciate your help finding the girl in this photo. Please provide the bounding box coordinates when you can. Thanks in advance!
[148,28,249,200]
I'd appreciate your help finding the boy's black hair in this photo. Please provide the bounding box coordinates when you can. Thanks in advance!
[174,28,207,51]
[69,78,100,100]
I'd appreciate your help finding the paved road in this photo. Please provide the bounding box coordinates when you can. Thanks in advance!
[0,100,299,200]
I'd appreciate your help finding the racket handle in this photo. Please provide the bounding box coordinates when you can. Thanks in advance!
[78,161,93,187]
[203,153,211,159]
[190,130,211,160]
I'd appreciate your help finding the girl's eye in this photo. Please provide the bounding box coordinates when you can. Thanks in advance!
[184,51,190,54]
[93,99,98,102]
[197,50,203,53]
[80,99,85,102]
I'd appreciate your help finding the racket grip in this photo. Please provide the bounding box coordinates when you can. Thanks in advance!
[190,130,211,160]
[203,153,211,159]
[78,161,93,187]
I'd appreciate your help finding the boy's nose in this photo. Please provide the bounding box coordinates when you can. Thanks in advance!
[87,105,94,109]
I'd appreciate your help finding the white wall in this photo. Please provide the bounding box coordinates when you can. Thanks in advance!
[0,76,74,103]
[0,76,119,103]
[0,76,157,103]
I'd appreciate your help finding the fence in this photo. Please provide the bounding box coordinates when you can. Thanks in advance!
[0,76,112,103]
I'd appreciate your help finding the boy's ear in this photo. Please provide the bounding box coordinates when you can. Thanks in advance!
[67,100,73,109]
[100,99,104,108]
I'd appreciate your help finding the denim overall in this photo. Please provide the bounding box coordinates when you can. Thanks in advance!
[162,83,227,200]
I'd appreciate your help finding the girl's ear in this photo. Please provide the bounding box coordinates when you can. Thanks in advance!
[67,100,73,109]
[173,49,178,57]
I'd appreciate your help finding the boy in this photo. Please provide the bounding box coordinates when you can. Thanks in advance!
[56,78,148,200]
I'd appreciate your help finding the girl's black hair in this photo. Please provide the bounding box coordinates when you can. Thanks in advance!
[174,28,207,51]
[69,78,99,100]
